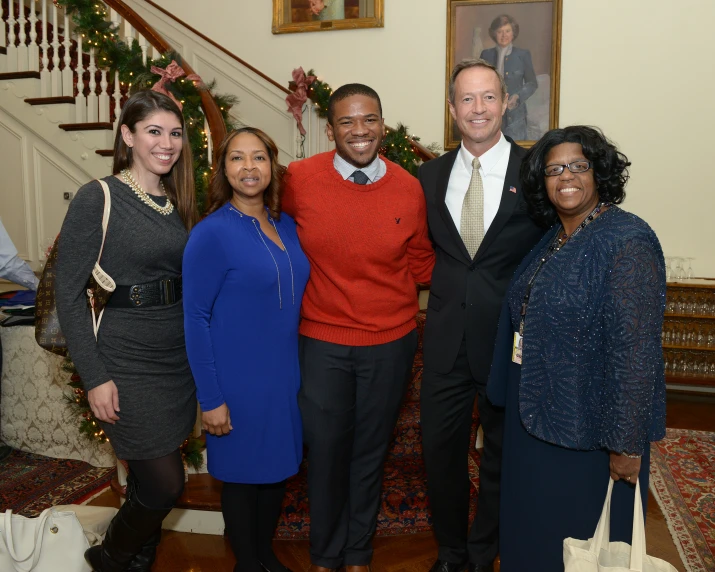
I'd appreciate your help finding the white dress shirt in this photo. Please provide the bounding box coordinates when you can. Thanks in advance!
[445,133,511,235]
[0,218,38,290]
[333,153,386,184]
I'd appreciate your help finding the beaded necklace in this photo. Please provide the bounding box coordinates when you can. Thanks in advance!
[120,169,174,216]
[518,202,609,336]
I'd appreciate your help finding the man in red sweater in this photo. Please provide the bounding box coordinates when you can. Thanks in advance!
[282,84,434,572]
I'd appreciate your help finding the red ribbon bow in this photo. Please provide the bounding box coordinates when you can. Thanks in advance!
[286,67,316,136]
[150,60,203,111]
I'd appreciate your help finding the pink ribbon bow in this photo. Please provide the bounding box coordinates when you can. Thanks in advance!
[286,67,316,136]
[150,60,203,111]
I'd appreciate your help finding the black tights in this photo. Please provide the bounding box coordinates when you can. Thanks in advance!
[126,449,185,509]
[221,481,288,572]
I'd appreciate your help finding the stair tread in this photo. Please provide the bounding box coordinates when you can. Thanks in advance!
[95,149,114,156]
[25,96,75,105]
[0,71,41,80]
[59,122,113,131]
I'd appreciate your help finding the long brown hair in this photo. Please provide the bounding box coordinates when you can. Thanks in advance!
[206,127,286,219]
[112,90,198,231]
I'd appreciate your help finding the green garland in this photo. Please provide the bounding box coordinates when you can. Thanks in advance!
[57,0,238,211]
[61,357,205,471]
[289,69,423,175]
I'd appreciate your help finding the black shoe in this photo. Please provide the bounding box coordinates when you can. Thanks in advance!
[125,527,161,571]
[259,562,294,572]
[467,564,494,572]
[428,560,467,572]
[84,476,171,572]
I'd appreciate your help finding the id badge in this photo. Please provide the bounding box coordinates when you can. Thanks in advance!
[512,331,523,364]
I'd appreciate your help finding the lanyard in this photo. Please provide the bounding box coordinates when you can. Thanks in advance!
[518,202,608,336]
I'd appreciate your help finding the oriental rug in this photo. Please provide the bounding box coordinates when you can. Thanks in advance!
[650,428,715,572]
[0,449,116,517]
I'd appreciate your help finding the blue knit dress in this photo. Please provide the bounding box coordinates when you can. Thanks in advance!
[183,203,309,484]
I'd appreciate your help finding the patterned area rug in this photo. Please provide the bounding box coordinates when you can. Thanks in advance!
[276,312,481,538]
[0,449,116,517]
[650,428,715,572]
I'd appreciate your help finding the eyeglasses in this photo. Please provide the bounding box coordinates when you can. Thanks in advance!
[544,161,592,177]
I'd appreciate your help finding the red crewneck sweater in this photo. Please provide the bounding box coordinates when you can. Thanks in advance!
[283,151,435,346]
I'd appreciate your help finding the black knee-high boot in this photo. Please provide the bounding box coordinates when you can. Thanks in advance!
[122,474,163,572]
[84,476,171,572]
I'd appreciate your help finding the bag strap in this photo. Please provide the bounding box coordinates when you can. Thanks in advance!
[95,179,112,264]
[589,477,614,556]
[630,479,645,571]
[3,507,54,569]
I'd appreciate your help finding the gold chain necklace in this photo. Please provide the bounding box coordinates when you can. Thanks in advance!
[120,169,174,216]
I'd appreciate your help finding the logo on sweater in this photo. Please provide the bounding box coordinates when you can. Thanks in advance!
[509,186,517,194]
[395,217,401,224]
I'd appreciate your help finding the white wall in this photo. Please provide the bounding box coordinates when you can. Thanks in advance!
[157,0,715,274]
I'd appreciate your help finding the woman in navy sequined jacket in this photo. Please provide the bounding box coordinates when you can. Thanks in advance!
[487,126,667,571]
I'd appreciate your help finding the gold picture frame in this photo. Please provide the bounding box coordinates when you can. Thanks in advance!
[445,0,562,150]
[272,0,384,34]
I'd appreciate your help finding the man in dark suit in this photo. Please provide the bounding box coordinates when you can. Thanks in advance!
[418,59,543,572]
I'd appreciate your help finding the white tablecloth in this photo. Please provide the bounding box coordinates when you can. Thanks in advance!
[0,325,115,467]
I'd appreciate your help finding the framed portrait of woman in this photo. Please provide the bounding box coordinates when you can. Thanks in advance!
[445,0,562,149]
[272,0,384,34]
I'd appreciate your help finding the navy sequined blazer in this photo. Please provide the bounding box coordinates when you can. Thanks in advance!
[487,207,667,455]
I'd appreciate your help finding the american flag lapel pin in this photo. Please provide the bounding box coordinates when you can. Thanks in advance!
[509,186,517,194]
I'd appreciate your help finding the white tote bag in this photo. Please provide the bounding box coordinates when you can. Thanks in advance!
[564,477,678,572]
[0,508,91,572]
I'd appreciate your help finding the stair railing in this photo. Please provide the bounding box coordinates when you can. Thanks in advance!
[1,0,226,158]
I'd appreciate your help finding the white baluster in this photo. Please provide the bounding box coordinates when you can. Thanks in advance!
[74,33,86,122]
[7,0,18,72]
[151,46,160,61]
[17,0,28,71]
[0,2,6,50]
[87,47,98,122]
[113,70,121,130]
[99,69,109,122]
[40,0,49,94]
[28,0,39,72]
[124,21,133,47]
[138,34,147,66]
[61,12,72,95]
[50,3,60,95]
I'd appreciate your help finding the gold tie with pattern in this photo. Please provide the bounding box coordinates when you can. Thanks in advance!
[460,157,484,258]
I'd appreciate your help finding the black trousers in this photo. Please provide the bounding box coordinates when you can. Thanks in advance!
[298,331,418,568]
[420,338,504,566]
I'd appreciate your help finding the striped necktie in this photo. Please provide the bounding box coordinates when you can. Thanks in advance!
[460,157,484,258]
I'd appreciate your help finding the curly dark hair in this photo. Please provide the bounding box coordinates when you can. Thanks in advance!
[521,126,631,228]
[206,127,285,220]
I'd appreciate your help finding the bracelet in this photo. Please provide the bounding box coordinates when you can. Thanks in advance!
[621,452,641,459]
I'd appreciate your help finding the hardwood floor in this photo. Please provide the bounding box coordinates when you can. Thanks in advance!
[89,391,715,572]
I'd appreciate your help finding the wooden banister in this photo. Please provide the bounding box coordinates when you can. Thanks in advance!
[103,0,226,158]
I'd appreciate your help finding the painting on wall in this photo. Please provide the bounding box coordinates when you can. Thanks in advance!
[445,0,562,149]
[272,0,384,34]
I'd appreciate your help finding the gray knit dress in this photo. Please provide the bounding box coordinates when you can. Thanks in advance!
[55,176,196,460]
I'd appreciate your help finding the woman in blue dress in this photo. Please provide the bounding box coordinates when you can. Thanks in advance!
[487,126,667,571]
[183,127,309,572]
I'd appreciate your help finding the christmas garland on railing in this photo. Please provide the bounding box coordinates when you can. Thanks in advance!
[287,67,437,176]
[57,0,238,211]
[61,357,205,471]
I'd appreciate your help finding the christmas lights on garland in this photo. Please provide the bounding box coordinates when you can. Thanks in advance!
[56,0,238,210]
[61,357,205,471]
[289,69,424,175]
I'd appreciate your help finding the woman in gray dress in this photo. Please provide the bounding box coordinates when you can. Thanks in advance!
[56,90,198,571]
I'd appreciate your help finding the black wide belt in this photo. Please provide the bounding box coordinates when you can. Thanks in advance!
[107,277,183,308]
